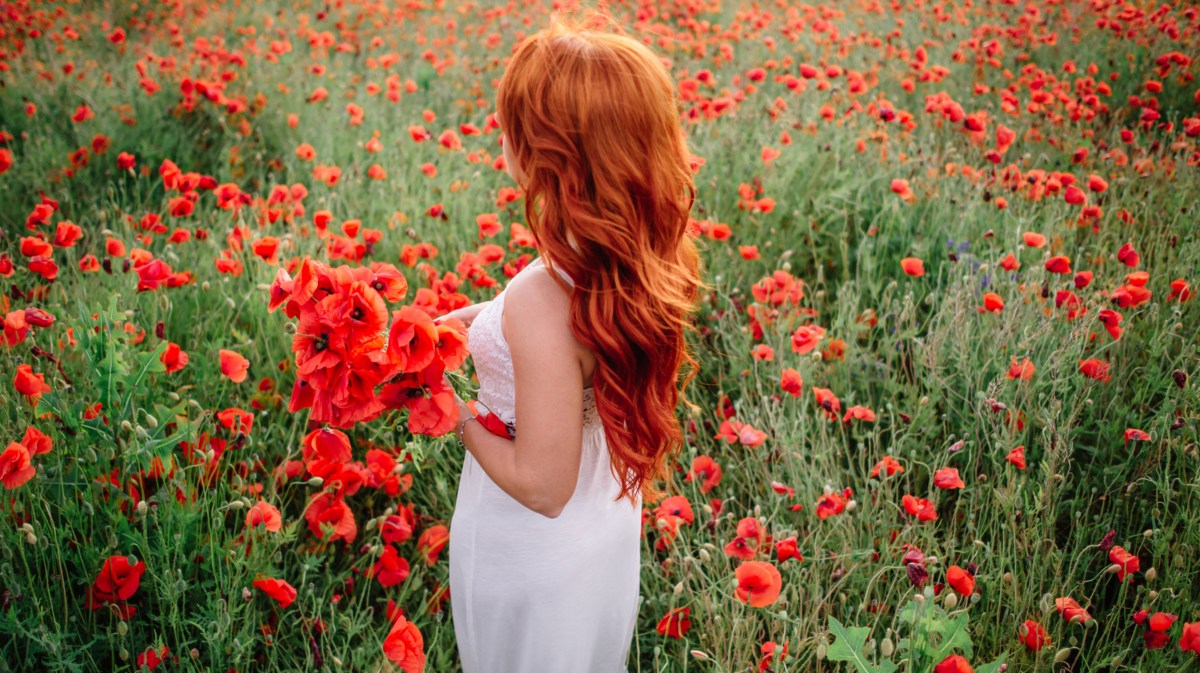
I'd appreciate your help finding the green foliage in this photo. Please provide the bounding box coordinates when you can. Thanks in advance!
[827,616,898,673]
[827,597,1007,673]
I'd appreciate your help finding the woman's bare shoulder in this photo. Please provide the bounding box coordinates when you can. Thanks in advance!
[503,264,571,319]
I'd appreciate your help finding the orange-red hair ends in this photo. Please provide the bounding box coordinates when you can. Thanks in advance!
[496,13,706,508]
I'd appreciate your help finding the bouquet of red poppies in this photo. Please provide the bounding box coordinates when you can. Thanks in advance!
[267,257,470,435]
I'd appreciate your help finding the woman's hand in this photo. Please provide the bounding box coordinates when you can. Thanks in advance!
[433,300,493,329]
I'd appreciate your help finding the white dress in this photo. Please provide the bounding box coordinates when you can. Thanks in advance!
[449,256,644,673]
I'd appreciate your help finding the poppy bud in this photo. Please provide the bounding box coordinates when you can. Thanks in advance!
[1174,369,1187,389]
[122,258,131,273]
[155,321,165,339]
[102,257,113,274]
[907,561,929,587]
[1054,648,1073,664]
[1098,529,1116,551]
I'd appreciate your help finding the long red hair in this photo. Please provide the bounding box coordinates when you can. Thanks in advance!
[496,13,705,507]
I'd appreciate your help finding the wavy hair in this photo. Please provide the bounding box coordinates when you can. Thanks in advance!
[496,12,705,507]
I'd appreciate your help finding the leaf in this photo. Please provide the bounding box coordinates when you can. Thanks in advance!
[927,611,973,660]
[827,617,898,673]
[975,652,1008,673]
[897,599,922,625]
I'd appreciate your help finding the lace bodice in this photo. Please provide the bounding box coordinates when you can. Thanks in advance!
[467,256,601,433]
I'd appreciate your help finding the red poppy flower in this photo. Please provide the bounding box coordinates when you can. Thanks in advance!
[87,555,147,609]
[684,455,722,493]
[714,419,767,447]
[947,565,975,596]
[246,501,283,532]
[900,257,925,277]
[1006,445,1026,470]
[1006,357,1035,380]
[219,349,250,383]
[304,492,357,543]
[812,387,842,422]
[790,324,826,354]
[1116,242,1139,268]
[1108,545,1139,582]
[1124,428,1150,445]
[417,524,449,566]
[654,495,696,526]
[0,442,36,489]
[1111,283,1152,308]
[13,364,51,406]
[780,368,803,396]
[842,405,876,423]
[656,606,692,638]
[934,654,973,673]
[379,366,458,436]
[903,494,938,521]
[160,342,189,373]
[1019,619,1050,650]
[774,536,802,563]
[1180,622,1200,654]
[871,455,904,478]
[20,426,51,455]
[387,305,440,373]
[735,561,782,607]
[1054,597,1092,624]
[980,292,1005,313]
[381,510,416,546]
[370,545,412,587]
[1167,279,1192,302]
[816,491,847,519]
[137,646,170,671]
[1078,358,1111,383]
[382,613,426,673]
[933,467,965,489]
[253,577,297,608]
[1097,309,1123,340]
[1045,255,1072,274]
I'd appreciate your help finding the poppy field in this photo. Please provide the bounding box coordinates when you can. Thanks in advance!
[2,0,1199,671]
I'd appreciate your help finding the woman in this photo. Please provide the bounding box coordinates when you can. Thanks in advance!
[434,14,703,673]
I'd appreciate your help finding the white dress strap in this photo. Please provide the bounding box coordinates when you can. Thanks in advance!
[534,256,575,287]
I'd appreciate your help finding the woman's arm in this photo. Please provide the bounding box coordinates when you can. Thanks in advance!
[433,299,493,329]
[456,269,584,518]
